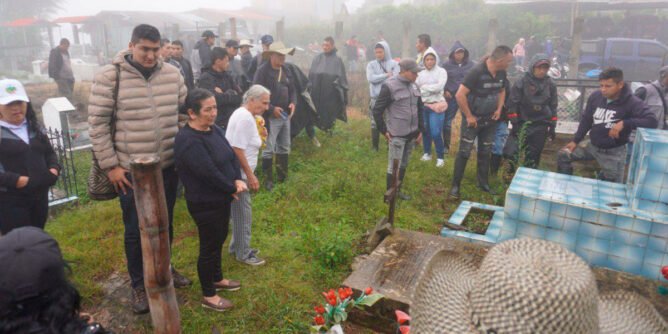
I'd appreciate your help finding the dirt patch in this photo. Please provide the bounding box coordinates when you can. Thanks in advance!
[461,207,494,234]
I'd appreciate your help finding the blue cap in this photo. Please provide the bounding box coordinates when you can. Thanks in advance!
[260,35,274,45]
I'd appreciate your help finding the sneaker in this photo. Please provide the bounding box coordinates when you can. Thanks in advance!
[436,159,445,167]
[237,253,266,266]
[312,137,321,148]
[171,267,192,288]
[420,153,432,161]
[131,286,149,314]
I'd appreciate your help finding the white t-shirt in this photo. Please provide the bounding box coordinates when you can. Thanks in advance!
[226,107,262,179]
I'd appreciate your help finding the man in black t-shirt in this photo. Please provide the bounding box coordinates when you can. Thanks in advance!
[449,46,513,199]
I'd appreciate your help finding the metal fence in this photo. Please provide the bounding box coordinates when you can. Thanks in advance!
[553,78,600,134]
[46,128,79,206]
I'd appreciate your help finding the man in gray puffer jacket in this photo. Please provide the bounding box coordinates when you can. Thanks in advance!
[88,24,190,315]
[366,41,399,151]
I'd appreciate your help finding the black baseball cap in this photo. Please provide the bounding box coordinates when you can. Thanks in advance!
[0,227,66,305]
[202,30,218,38]
[260,34,274,45]
[225,39,240,48]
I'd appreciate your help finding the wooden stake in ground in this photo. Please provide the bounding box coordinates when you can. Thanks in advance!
[367,159,400,250]
[130,156,181,334]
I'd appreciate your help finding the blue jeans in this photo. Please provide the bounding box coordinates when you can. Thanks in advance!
[421,106,446,159]
[119,165,178,289]
[493,121,509,156]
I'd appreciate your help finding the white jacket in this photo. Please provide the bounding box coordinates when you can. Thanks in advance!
[416,50,447,104]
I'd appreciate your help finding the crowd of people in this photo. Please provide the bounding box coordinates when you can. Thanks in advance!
[368,32,663,200]
[1,20,668,332]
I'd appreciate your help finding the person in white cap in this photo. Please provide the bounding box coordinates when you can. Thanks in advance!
[0,79,60,235]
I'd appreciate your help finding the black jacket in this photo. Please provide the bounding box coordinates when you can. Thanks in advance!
[0,123,60,199]
[507,54,558,123]
[197,68,242,128]
[174,56,195,90]
[253,62,297,118]
[48,47,67,80]
[174,124,241,203]
[574,84,657,148]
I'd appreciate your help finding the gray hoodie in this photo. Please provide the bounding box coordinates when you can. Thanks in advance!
[366,41,399,99]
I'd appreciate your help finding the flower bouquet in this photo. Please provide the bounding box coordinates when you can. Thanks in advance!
[311,287,383,333]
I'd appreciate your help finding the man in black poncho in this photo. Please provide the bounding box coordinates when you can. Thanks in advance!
[309,36,348,135]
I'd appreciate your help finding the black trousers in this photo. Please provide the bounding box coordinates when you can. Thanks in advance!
[186,199,232,297]
[0,193,49,235]
[503,122,549,169]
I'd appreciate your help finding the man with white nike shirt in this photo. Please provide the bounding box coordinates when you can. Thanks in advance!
[557,68,656,183]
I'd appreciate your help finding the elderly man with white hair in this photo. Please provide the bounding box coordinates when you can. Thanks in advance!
[225,85,270,266]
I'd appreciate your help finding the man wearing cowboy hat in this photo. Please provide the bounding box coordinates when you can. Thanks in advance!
[252,41,296,191]
[411,238,668,333]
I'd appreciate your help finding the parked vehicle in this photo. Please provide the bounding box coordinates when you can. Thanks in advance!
[579,38,668,81]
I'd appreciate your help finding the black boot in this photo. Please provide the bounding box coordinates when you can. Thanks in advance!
[477,152,495,194]
[398,168,411,200]
[443,129,451,154]
[386,173,393,191]
[372,128,380,151]
[262,158,274,191]
[490,154,502,175]
[450,156,467,199]
[276,154,288,183]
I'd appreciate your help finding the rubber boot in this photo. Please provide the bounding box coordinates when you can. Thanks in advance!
[477,152,495,194]
[276,154,288,183]
[386,173,393,191]
[262,158,274,191]
[490,154,502,176]
[372,128,380,151]
[443,129,451,154]
[449,156,467,199]
[398,168,411,201]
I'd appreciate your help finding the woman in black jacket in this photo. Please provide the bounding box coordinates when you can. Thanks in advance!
[0,79,60,235]
[175,88,247,312]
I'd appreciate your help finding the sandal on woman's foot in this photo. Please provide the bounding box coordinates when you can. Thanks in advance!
[201,297,233,312]
[213,279,241,291]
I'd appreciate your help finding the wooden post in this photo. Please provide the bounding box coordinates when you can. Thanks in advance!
[367,159,400,251]
[401,20,411,59]
[568,17,584,79]
[218,23,226,47]
[72,24,80,45]
[229,17,237,40]
[130,156,181,334]
[276,18,285,42]
[335,21,344,49]
[486,18,498,55]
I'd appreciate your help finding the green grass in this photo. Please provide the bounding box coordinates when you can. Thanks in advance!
[46,117,508,333]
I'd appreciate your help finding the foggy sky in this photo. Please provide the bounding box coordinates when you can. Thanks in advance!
[57,0,365,16]
[58,0,249,16]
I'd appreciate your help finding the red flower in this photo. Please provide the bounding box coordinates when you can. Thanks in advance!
[314,315,325,326]
[399,325,410,334]
[365,287,373,295]
[338,287,353,300]
[662,266,668,280]
[314,305,326,314]
[395,310,411,325]
[323,289,338,306]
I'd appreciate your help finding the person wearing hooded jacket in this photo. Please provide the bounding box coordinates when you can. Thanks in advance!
[416,49,448,167]
[366,41,399,151]
[503,54,558,179]
[197,47,243,133]
[441,41,475,153]
[630,65,668,162]
[191,30,217,83]
[557,67,657,183]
